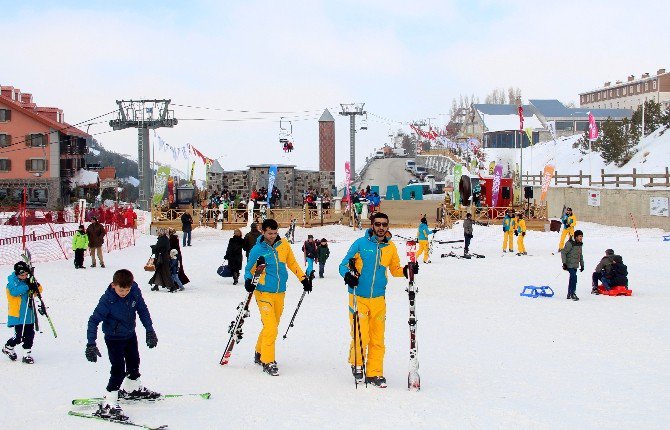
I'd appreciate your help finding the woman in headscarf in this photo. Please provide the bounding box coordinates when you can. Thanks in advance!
[149,228,177,292]
[168,228,190,286]
[224,229,245,284]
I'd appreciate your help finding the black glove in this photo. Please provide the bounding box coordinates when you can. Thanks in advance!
[37,302,46,316]
[244,278,255,293]
[344,272,358,288]
[432,229,438,234]
[514,231,519,236]
[301,277,312,293]
[146,331,158,348]
[522,232,526,237]
[403,263,419,278]
[562,264,568,271]
[85,344,101,362]
[28,280,39,293]
[579,266,584,272]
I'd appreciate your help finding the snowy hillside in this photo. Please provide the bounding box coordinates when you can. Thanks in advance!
[484,126,670,187]
[1,223,669,429]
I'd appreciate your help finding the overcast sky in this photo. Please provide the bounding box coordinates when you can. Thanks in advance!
[2,0,668,182]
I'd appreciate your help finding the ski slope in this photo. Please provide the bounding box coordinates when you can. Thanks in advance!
[1,223,669,429]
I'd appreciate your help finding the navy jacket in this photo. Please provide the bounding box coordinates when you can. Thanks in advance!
[87,282,154,344]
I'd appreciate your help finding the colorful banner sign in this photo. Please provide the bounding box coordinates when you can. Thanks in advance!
[588,112,599,141]
[189,161,196,183]
[524,127,534,146]
[153,166,170,205]
[344,161,351,203]
[488,161,496,175]
[267,165,278,207]
[540,164,555,201]
[491,164,502,207]
[517,105,524,131]
[167,176,174,204]
[453,164,462,209]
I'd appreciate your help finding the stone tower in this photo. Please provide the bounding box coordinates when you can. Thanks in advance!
[318,109,335,172]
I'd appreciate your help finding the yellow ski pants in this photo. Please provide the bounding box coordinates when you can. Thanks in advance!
[558,227,574,250]
[254,291,285,364]
[517,234,526,253]
[349,294,386,377]
[502,231,514,251]
[416,240,430,263]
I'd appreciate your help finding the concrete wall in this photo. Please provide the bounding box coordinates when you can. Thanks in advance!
[378,200,442,228]
[533,185,670,229]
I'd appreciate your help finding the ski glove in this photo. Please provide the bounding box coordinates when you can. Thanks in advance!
[514,231,519,236]
[244,278,255,293]
[146,331,158,349]
[579,266,584,272]
[522,232,526,237]
[403,264,419,278]
[28,280,39,293]
[301,277,312,293]
[562,264,568,271]
[85,344,102,362]
[344,272,359,288]
[432,229,438,234]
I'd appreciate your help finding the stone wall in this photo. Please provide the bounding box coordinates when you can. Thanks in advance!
[533,185,670,229]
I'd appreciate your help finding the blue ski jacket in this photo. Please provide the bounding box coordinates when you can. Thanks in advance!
[417,223,433,241]
[6,273,41,327]
[87,282,154,344]
[245,235,305,293]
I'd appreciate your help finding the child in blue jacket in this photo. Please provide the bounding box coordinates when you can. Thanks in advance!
[169,249,185,291]
[85,269,159,420]
[2,261,42,364]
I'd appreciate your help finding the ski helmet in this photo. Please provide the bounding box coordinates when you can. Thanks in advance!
[14,261,30,275]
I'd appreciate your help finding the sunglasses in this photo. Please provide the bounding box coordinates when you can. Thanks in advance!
[373,222,389,227]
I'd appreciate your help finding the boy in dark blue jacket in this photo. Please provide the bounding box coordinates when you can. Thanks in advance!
[85,269,159,420]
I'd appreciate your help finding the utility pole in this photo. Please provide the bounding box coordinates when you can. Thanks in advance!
[109,100,178,210]
[339,103,366,180]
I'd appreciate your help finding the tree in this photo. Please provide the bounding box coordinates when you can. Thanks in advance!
[401,134,415,156]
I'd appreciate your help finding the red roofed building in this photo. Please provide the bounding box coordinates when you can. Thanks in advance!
[0,85,90,208]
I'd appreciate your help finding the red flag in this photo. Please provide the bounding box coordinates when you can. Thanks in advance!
[517,105,524,131]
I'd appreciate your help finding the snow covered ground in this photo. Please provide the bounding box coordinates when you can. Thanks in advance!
[1,222,669,429]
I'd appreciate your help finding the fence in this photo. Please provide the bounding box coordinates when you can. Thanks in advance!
[523,168,670,188]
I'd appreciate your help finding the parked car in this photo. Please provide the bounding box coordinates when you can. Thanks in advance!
[405,160,416,171]
[374,150,384,159]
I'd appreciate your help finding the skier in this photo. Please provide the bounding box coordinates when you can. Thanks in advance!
[515,212,527,255]
[242,222,262,258]
[181,211,193,247]
[86,216,107,268]
[302,235,318,278]
[317,238,330,278]
[558,207,577,252]
[463,213,473,255]
[560,229,584,301]
[2,261,42,364]
[169,249,185,291]
[591,249,615,294]
[502,209,515,253]
[224,229,245,285]
[85,269,159,420]
[244,218,312,376]
[72,224,89,269]
[339,212,417,388]
[415,215,436,263]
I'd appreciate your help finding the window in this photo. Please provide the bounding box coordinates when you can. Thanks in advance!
[653,80,657,90]
[637,84,640,92]
[26,133,45,147]
[630,85,634,94]
[644,82,648,91]
[0,134,10,147]
[622,87,626,95]
[617,88,620,96]
[0,159,10,171]
[0,109,11,122]
[25,158,47,172]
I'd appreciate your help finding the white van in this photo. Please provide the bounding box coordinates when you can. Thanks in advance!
[405,160,416,171]
[374,150,384,159]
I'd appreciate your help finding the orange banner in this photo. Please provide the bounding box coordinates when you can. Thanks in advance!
[540,164,555,201]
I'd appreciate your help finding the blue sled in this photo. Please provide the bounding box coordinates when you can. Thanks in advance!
[663,235,670,242]
[520,285,554,298]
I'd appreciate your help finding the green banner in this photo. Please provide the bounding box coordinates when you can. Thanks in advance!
[453,164,462,209]
[153,166,171,206]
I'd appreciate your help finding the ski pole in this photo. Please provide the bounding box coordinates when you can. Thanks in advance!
[282,290,307,339]
[348,258,367,388]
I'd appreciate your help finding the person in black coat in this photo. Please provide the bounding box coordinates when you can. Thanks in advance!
[168,228,190,285]
[149,229,176,292]
[181,212,193,247]
[224,229,245,284]
[242,222,262,258]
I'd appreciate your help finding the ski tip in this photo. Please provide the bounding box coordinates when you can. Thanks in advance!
[202,393,212,399]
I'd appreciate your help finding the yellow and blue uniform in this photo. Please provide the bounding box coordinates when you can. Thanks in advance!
[416,222,433,263]
[517,218,527,254]
[502,214,516,251]
[245,236,306,364]
[6,273,42,327]
[558,213,577,250]
[339,229,404,377]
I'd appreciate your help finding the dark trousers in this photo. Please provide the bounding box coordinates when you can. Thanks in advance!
[74,249,85,268]
[567,268,578,295]
[318,262,325,277]
[182,230,192,246]
[464,235,472,252]
[592,272,602,288]
[105,334,141,392]
[6,324,35,349]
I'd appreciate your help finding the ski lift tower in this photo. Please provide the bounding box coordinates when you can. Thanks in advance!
[339,103,366,181]
[109,100,178,210]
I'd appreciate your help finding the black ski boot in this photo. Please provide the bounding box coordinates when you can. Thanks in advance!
[2,345,17,361]
[262,361,279,376]
[119,378,161,400]
[591,286,600,295]
[365,376,387,388]
[254,351,262,365]
[95,391,128,421]
[21,349,34,364]
[351,366,364,383]
[571,293,580,301]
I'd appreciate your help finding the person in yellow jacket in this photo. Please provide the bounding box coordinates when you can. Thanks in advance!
[339,212,415,388]
[515,212,527,255]
[558,207,577,252]
[502,209,516,252]
[415,215,436,263]
[244,218,311,376]
[72,224,89,269]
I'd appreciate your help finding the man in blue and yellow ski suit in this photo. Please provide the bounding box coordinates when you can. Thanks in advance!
[502,209,516,252]
[339,212,411,388]
[415,216,435,263]
[245,218,311,376]
[558,207,577,251]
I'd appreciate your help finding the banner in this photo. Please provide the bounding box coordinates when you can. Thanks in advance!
[470,158,478,173]
[517,105,524,131]
[344,161,351,204]
[453,164,462,209]
[167,176,174,204]
[491,164,502,207]
[153,166,170,206]
[588,112,599,141]
[524,127,534,146]
[540,164,555,201]
[513,163,521,205]
[267,165,278,207]
[189,161,196,183]
[488,161,495,175]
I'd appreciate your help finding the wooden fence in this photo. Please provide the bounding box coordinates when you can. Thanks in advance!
[523,167,670,188]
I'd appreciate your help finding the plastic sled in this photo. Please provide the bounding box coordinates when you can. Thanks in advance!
[520,285,554,298]
[663,235,670,242]
[597,284,632,296]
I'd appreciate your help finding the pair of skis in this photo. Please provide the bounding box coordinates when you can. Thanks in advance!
[441,251,486,259]
[405,241,421,391]
[21,250,58,338]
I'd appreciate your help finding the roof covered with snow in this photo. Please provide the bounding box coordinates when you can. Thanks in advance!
[529,99,632,120]
[478,113,544,132]
[473,104,535,116]
[71,169,99,186]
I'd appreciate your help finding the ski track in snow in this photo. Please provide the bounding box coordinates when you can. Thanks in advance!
[1,223,669,429]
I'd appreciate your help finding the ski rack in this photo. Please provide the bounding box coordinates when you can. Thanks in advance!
[520,285,554,298]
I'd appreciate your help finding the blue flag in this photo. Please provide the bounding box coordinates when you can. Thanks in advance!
[267,165,278,207]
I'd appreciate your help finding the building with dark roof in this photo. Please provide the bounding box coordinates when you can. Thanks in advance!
[579,68,670,111]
